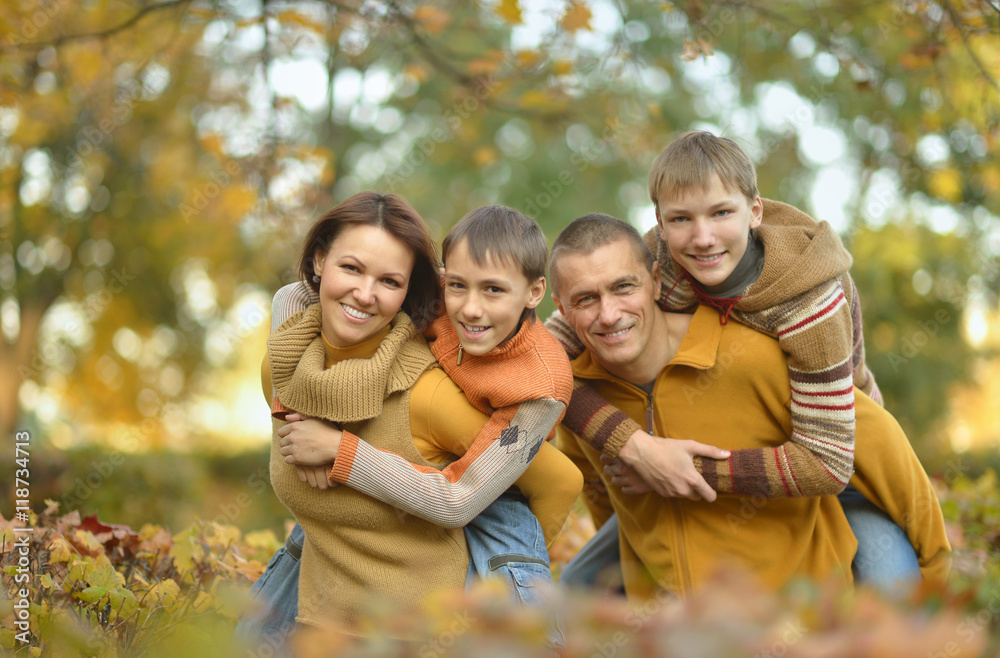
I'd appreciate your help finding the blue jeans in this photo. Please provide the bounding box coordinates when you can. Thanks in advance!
[466,491,564,647]
[233,523,303,657]
[559,486,921,595]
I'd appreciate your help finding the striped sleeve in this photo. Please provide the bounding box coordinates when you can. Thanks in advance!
[334,382,570,535]
[696,279,856,497]
[271,281,319,332]
[561,379,643,459]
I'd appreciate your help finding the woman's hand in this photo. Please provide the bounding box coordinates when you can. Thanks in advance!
[295,465,337,490]
[278,412,343,466]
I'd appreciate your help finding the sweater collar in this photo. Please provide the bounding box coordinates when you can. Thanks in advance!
[428,314,539,368]
[321,324,390,368]
[268,304,433,423]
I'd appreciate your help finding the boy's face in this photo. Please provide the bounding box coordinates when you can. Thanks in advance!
[443,238,545,356]
[655,173,763,288]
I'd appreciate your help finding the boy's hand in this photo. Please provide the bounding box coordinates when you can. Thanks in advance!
[278,413,343,466]
[601,455,650,495]
[617,430,728,502]
[296,465,336,490]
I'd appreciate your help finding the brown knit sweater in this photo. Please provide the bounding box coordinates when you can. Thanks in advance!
[267,305,468,637]
[548,199,883,497]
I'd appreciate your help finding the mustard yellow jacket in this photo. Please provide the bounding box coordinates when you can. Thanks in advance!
[558,306,950,599]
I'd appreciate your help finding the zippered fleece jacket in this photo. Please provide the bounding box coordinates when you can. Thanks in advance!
[557,306,950,600]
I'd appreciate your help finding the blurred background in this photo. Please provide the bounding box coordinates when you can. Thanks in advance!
[1,0,998,536]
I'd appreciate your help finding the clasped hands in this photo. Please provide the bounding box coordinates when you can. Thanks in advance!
[277,412,343,490]
[603,431,730,502]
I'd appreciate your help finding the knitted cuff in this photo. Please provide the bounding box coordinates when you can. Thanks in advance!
[603,416,642,460]
[692,455,724,493]
[328,430,360,484]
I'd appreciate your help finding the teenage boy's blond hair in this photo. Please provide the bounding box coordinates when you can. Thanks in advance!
[442,205,547,322]
[648,131,759,207]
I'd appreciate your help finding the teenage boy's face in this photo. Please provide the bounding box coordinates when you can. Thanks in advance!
[655,173,763,288]
[443,239,545,356]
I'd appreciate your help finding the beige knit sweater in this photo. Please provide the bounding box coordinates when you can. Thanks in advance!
[267,305,468,637]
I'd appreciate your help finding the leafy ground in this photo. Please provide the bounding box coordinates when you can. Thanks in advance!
[2,472,999,657]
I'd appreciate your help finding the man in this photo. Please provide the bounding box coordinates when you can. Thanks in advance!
[548,213,950,599]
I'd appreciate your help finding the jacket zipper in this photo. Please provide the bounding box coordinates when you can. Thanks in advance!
[643,388,691,597]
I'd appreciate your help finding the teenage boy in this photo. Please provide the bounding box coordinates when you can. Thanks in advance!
[264,206,581,642]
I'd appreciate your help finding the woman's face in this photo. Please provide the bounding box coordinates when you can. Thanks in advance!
[312,224,416,347]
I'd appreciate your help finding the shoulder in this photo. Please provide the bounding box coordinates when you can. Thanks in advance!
[527,322,574,402]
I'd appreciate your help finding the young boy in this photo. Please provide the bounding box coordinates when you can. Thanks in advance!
[270,206,580,623]
[549,130,882,499]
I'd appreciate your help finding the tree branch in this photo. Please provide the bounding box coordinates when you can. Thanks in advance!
[938,0,1000,92]
[1,0,194,53]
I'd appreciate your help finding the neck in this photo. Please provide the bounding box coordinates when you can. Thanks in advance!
[604,308,678,386]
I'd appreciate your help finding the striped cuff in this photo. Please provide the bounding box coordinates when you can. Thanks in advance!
[603,417,641,460]
[271,395,292,420]
[329,430,360,484]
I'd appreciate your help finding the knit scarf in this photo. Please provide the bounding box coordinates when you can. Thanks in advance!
[267,304,434,423]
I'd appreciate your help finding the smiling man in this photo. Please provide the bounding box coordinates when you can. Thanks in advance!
[548,213,950,600]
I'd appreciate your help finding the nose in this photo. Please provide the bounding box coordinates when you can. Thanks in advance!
[597,295,622,327]
[461,293,484,320]
[353,277,377,306]
[690,219,716,249]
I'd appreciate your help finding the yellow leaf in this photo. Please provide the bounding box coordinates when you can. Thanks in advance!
[413,6,451,34]
[496,0,522,24]
[469,58,500,75]
[49,535,73,562]
[473,147,497,166]
[276,10,326,33]
[553,60,573,76]
[515,50,542,69]
[928,167,962,203]
[520,90,552,107]
[561,2,592,33]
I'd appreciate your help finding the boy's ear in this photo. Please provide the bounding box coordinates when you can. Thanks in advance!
[654,205,667,241]
[749,195,763,229]
[525,276,546,309]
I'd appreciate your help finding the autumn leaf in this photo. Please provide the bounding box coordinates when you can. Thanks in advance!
[496,0,522,24]
[561,1,592,33]
[681,38,715,61]
[413,5,452,34]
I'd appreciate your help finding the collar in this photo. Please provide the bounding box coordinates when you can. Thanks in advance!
[571,306,724,383]
[427,315,537,368]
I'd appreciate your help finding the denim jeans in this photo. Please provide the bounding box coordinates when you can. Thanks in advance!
[465,490,564,648]
[233,523,303,657]
[559,486,921,595]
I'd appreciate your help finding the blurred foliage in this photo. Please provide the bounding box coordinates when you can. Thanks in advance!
[2,472,1000,656]
[0,1,997,495]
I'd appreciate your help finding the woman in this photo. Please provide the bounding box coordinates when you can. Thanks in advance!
[240,191,480,645]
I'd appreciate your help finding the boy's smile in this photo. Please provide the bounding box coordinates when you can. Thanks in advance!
[443,239,545,356]
[655,173,763,288]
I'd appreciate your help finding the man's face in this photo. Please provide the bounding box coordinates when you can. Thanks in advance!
[552,239,661,378]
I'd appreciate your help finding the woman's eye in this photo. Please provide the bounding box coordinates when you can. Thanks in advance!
[382,278,401,288]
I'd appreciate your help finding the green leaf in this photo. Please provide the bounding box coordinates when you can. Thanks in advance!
[75,586,108,604]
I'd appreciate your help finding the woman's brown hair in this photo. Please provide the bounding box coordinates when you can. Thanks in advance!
[299,191,442,331]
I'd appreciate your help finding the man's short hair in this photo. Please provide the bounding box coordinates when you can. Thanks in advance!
[442,205,547,282]
[548,213,654,298]
[648,130,759,208]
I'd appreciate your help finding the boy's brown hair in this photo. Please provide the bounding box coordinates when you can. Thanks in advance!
[441,205,547,323]
[648,131,759,207]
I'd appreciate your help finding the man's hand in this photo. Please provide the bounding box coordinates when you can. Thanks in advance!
[295,465,337,490]
[617,430,730,502]
[601,455,651,495]
[278,412,343,466]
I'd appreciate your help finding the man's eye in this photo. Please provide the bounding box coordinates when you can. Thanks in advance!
[486,286,504,294]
